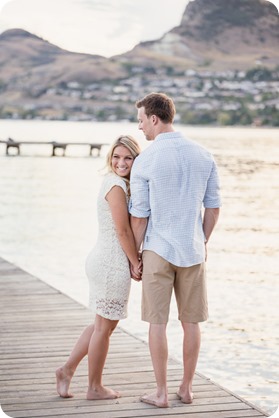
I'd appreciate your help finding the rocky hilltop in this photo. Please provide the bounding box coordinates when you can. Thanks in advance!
[0,0,278,125]
[125,0,279,70]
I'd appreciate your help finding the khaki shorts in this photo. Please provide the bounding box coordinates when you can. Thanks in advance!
[141,250,208,324]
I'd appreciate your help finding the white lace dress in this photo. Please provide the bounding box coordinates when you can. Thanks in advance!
[85,173,131,320]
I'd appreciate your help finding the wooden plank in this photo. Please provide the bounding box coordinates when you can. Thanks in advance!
[0,356,152,371]
[0,383,217,403]
[1,390,231,410]
[7,403,256,418]
[3,397,243,418]
[0,257,269,418]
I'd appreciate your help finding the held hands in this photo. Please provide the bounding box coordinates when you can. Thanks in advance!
[130,253,143,282]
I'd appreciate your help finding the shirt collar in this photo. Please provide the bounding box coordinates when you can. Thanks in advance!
[155,131,182,141]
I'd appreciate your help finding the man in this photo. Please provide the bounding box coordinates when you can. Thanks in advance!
[129,92,221,408]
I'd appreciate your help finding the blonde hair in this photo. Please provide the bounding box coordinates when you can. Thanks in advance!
[106,135,140,194]
[106,135,140,172]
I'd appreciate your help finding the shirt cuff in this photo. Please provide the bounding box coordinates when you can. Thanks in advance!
[129,208,150,218]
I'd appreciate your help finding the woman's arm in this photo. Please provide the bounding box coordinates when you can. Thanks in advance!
[106,186,141,279]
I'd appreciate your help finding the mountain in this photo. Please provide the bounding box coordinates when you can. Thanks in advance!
[0,1,278,124]
[1,0,278,90]
[0,28,124,90]
[123,0,279,70]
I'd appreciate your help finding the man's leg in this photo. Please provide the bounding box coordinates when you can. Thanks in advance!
[177,322,201,403]
[140,323,169,408]
[140,251,174,408]
[174,263,206,403]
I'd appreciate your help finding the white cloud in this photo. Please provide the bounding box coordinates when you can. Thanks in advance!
[0,0,187,56]
[0,0,13,12]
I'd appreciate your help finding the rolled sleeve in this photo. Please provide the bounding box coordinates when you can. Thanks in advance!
[129,162,150,218]
[203,160,222,208]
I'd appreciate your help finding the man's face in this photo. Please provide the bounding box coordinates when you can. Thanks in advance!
[137,107,154,141]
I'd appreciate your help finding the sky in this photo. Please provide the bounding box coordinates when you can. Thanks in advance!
[0,0,278,57]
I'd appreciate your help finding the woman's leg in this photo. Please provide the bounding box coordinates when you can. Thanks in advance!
[56,323,95,398]
[87,314,119,400]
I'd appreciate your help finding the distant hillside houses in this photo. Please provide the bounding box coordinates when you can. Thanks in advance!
[1,67,279,125]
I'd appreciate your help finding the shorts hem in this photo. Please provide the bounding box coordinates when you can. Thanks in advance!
[178,314,208,323]
[141,315,168,324]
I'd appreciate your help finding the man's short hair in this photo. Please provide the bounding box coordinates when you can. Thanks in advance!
[136,92,176,124]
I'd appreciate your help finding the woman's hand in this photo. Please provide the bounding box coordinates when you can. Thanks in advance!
[130,262,142,282]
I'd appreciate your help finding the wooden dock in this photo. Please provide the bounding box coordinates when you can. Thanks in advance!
[0,138,108,156]
[0,256,270,418]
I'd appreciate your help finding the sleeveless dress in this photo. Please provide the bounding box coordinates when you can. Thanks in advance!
[85,173,131,320]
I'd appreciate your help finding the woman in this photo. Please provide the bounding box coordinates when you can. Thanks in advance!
[56,135,141,400]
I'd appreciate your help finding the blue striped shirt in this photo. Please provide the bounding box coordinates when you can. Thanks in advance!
[129,131,221,267]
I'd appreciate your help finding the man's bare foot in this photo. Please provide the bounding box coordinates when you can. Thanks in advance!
[87,386,120,400]
[56,366,74,398]
[176,389,194,404]
[140,392,169,408]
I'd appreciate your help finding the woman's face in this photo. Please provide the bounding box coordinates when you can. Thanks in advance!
[111,145,134,178]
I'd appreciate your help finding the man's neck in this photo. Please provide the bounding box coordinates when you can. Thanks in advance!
[154,124,174,138]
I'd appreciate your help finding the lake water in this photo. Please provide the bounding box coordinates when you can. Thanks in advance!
[0,120,278,415]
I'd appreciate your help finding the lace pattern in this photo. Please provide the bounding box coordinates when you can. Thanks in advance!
[96,298,128,319]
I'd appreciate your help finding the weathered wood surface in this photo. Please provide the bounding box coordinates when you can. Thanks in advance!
[0,256,270,417]
[0,138,108,156]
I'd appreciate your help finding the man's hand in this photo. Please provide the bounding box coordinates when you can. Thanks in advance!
[130,258,142,282]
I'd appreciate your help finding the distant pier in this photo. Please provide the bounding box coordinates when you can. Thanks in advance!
[0,138,108,156]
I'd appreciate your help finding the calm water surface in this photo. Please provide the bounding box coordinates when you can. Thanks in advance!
[0,120,278,414]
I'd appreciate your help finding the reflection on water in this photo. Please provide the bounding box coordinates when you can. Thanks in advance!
[0,121,278,414]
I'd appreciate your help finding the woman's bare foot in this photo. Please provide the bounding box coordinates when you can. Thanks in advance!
[140,392,169,408]
[56,366,74,398]
[87,386,120,400]
[176,389,194,404]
